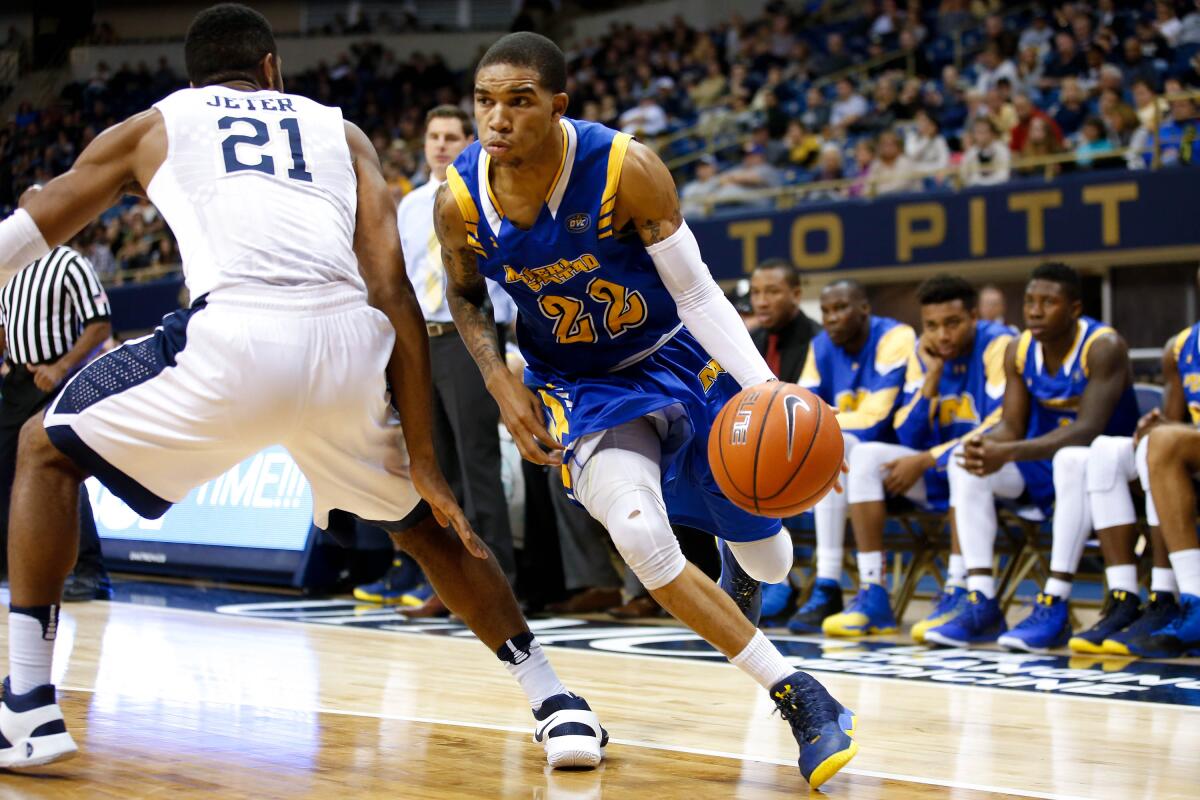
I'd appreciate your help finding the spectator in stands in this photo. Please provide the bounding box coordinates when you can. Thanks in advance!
[1075,116,1117,168]
[619,94,668,136]
[1157,0,1184,47]
[780,120,821,168]
[984,87,1018,138]
[1017,116,1066,179]
[1052,78,1089,140]
[1122,36,1160,91]
[1019,14,1054,56]
[1014,44,1046,98]
[1183,0,1200,45]
[689,58,728,110]
[870,129,919,194]
[680,155,721,219]
[857,78,901,133]
[1010,92,1063,152]
[906,109,951,178]
[1133,78,1170,131]
[984,13,1018,59]
[1042,31,1087,88]
[809,144,847,202]
[802,85,832,132]
[848,137,877,197]
[975,43,1018,94]
[713,142,782,209]
[815,32,854,76]
[961,117,1011,186]
[831,77,869,129]
[977,285,1010,328]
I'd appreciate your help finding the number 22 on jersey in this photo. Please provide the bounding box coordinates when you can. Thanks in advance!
[219,116,313,183]
[537,277,647,344]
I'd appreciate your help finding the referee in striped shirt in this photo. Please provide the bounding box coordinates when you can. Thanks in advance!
[0,186,113,601]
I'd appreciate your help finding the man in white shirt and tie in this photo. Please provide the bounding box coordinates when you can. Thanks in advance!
[354,106,519,611]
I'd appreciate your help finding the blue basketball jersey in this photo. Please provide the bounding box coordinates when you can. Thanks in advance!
[799,316,915,443]
[1013,316,1138,438]
[445,118,680,378]
[894,320,1014,468]
[1171,323,1200,424]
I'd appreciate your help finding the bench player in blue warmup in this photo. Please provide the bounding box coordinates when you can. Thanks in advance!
[433,33,857,789]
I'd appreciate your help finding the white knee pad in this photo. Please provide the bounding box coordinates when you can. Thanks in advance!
[1087,436,1138,530]
[847,442,890,504]
[1052,445,1090,490]
[728,530,794,584]
[1136,436,1159,527]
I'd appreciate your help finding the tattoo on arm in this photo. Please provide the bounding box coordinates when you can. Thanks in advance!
[636,208,683,245]
[435,184,505,379]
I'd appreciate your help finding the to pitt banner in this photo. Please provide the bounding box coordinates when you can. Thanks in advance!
[690,168,1200,279]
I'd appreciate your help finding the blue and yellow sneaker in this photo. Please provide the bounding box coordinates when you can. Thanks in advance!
[822,583,898,637]
[924,591,1007,647]
[1102,592,1180,657]
[771,671,858,789]
[911,585,968,644]
[1069,589,1142,654]
[718,540,762,626]
[1117,592,1200,659]
[353,557,423,605]
[998,593,1071,653]
[787,578,844,633]
[761,580,795,620]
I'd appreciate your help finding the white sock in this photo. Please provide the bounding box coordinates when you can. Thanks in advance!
[857,551,884,585]
[947,554,967,588]
[814,480,847,582]
[1105,564,1139,594]
[8,606,57,695]
[1043,577,1073,600]
[730,630,795,691]
[1168,549,1200,597]
[496,632,566,712]
[816,546,843,582]
[966,574,996,598]
[1151,567,1178,597]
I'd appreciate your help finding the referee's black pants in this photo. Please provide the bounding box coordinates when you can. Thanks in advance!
[0,365,103,576]
[428,329,517,583]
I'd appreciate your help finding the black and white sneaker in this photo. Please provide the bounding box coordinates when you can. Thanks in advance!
[0,677,77,768]
[533,692,608,769]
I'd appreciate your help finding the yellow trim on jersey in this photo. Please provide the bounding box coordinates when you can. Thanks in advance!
[1015,330,1033,373]
[798,344,820,389]
[834,386,902,432]
[1080,325,1117,378]
[538,389,572,490]
[597,133,633,231]
[928,405,1005,462]
[445,165,487,256]
[1172,326,1192,361]
[874,324,916,374]
[545,121,569,203]
[983,334,1012,398]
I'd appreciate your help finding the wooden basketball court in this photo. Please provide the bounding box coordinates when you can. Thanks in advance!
[0,588,1194,799]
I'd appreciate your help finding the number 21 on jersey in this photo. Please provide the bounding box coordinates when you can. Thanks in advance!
[219,116,312,183]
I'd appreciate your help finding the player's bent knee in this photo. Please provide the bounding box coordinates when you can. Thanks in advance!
[1147,425,1198,470]
[1051,446,1088,486]
[602,486,684,591]
[18,417,79,476]
[1086,436,1130,493]
[730,531,793,583]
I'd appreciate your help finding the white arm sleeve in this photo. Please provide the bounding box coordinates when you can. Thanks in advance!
[0,210,50,273]
[645,220,775,388]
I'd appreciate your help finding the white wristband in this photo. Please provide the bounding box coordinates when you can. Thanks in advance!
[0,209,50,272]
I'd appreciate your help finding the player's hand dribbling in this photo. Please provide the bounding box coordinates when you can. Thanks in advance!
[487,370,565,466]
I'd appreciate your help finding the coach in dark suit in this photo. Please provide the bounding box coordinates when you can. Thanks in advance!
[748,259,819,382]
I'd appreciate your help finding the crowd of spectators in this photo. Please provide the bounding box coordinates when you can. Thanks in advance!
[4,1,1200,272]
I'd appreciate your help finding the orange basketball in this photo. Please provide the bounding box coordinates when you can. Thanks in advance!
[708,383,844,517]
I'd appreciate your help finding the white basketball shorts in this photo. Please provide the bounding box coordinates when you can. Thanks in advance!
[43,283,422,529]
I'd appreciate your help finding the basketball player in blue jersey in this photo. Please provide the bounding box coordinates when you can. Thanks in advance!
[1072,324,1199,656]
[434,32,856,788]
[786,280,916,633]
[821,276,1012,640]
[926,263,1138,651]
[0,4,606,771]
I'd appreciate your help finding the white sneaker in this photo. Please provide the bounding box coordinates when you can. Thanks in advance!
[0,678,77,768]
[532,692,608,769]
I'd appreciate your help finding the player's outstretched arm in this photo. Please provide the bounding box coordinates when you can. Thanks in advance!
[345,122,482,555]
[0,110,163,270]
[614,141,774,389]
[434,183,563,466]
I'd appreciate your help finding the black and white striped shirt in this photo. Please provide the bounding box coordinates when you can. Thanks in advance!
[0,246,111,366]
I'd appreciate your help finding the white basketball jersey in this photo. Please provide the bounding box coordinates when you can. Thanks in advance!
[149,86,362,298]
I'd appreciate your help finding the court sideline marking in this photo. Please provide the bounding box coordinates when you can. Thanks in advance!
[56,682,1093,800]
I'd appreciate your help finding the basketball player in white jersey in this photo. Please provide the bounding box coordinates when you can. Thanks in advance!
[0,4,606,770]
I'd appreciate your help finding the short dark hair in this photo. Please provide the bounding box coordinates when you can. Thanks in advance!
[824,278,867,302]
[425,105,474,138]
[185,3,277,87]
[476,32,567,94]
[917,274,978,309]
[1030,261,1082,301]
[754,258,801,288]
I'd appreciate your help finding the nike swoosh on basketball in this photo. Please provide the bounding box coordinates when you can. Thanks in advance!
[784,394,811,461]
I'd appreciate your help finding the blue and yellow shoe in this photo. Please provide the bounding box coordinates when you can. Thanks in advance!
[911,585,968,644]
[787,578,844,633]
[822,583,898,637]
[1069,589,1142,654]
[924,591,1007,647]
[998,593,1072,653]
[352,557,423,605]
[761,580,795,620]
[1116,592,1200,659]
[1102,592,1181,657]
[771,671,858,789]
[718,540,762,626]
